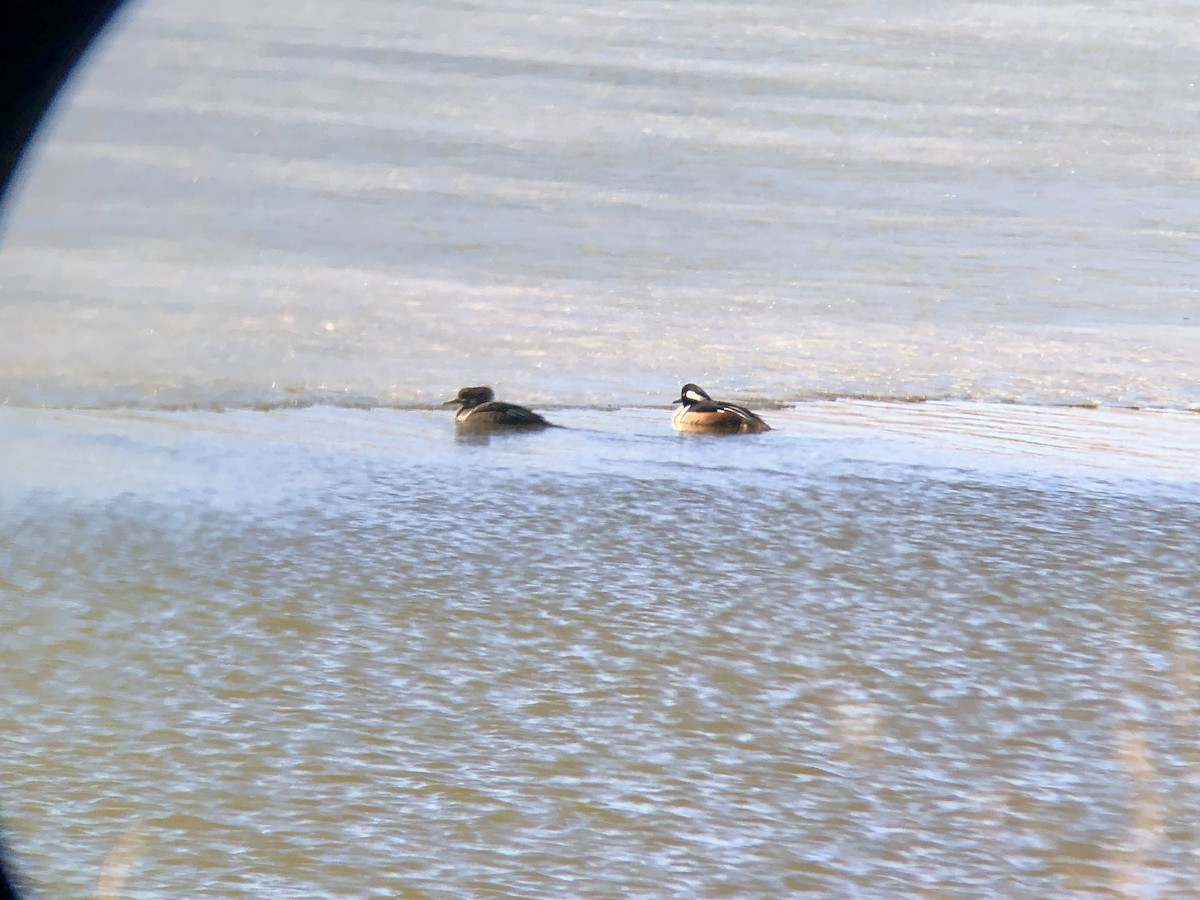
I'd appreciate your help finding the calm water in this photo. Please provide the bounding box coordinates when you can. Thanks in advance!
[1,0,1198,896]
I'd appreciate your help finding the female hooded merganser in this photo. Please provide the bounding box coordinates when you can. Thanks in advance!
[672,383,771,433]
[443,386,555,431]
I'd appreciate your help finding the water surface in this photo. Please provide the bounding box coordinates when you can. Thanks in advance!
[1,0,1198,895]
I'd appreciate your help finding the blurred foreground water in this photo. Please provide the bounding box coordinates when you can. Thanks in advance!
[2,403,1198,895]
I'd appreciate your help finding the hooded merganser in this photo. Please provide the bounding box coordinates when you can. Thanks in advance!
[443,386,555,430]
[671,383,771,433]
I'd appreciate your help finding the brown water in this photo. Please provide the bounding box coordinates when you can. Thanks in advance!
[2,404,1198,896]
[1,0,1199,895]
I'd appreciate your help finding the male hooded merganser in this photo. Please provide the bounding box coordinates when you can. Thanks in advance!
[671,383,771,433]
[443,386,555,430]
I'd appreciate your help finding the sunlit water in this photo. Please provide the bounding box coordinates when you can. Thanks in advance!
[1,0,1198,896]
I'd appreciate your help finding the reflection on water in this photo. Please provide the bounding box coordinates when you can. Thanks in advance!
[1,0,1198,410]
[1,406,1197,895]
